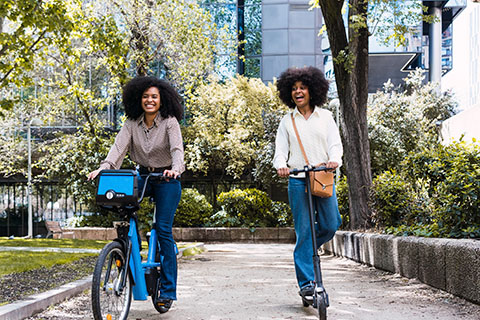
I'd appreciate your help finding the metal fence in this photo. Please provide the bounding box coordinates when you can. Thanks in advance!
[0,175,286,237]
[0,179,86,237]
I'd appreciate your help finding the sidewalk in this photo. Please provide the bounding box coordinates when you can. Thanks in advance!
[127,243,480,320]
[28,243,480,320]
[0,243,204,320]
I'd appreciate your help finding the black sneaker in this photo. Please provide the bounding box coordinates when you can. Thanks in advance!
[156,298,173,313]
[299,283,314,306]
[299,283,314,297]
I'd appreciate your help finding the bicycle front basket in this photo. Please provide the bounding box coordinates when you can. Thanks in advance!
[95,169,138,207]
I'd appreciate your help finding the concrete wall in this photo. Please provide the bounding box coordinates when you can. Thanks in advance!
[63,227,116,240]
[173,227,296,243]
[64,227,296,243]
[323,231,480,304]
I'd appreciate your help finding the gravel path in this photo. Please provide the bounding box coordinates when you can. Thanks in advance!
[27,243,480,320]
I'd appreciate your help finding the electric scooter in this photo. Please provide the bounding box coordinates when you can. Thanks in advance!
[290,165,330,320]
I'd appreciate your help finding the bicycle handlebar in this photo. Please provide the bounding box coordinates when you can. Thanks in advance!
[137,172,181,204]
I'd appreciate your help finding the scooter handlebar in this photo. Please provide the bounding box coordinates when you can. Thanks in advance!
[289,165,329,175]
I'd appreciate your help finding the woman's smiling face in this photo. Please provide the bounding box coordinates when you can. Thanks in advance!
[142,86,161,116]
[291,81,310,109]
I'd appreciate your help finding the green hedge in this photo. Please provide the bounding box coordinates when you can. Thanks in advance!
[174,188,213,227]
[369,170,423,228]
[335,176,349,229]
[79,187,294,229]
[370,141,480,238]
[211,188,292,228]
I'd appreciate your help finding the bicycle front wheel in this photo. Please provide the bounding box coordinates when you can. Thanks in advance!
[92,241,132,320]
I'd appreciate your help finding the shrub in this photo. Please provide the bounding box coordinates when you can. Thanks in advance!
[335,175,349,229]
[403,141,480,237]
[270,200,293,227]
[368,69,456,175]
[369,170,421,228]
[135,188,213,233]
[174,188,213,227]
[79,211,123,228]
[214,188,285,227]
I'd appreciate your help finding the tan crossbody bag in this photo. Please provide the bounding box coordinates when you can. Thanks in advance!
[290,113,334,198]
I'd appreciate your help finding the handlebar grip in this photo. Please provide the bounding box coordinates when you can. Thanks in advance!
[147,172,181,180]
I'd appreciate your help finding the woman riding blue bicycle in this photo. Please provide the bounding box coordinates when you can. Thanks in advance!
[88,75,184,313]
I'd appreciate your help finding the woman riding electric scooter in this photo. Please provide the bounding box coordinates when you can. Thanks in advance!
[273,66,343,317]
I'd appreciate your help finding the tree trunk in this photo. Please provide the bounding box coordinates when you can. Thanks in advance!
[319,0,372,229]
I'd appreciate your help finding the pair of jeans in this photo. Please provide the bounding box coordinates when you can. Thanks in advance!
[138,174,181,300]
[288,177,342,289]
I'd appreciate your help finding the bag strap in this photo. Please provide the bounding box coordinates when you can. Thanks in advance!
[291,113,310,166]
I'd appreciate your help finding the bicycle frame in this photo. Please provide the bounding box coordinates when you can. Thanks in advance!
[122,216,161,300]
[100,172,167,301]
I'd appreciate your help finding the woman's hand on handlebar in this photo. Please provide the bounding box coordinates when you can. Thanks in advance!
[325,161,339,170]
[163,169,180,180]
[277,167,290,178]
[87,169,101,181]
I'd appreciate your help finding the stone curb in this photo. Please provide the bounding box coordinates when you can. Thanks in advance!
[322,231,480,304]
[172,227,296,243]
[0,242,205,320]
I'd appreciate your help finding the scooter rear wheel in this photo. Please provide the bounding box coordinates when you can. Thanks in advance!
[302,296,310,307]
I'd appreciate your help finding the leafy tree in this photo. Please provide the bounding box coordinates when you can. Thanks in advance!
[183,75,287,181]
[0,3,128,206]
[310,0,435,229]
[0,0,77,110]
[368,69,456,174]
[96,0,233,93]
[0,0,229,209]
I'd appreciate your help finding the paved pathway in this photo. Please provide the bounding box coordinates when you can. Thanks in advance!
[30,243,480,319]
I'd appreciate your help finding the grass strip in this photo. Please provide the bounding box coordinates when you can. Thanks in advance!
[0,238,110,249]
[0,251,96,276]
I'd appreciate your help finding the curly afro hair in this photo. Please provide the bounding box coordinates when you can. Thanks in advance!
[122,76,183,121]
[276,66,329,109]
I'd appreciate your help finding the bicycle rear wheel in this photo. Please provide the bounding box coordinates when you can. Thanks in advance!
[92,241,132,320]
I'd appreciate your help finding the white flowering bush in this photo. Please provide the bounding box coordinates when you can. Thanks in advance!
[184,76,288,181]
[65,215,85,228]
[368,69,456,174]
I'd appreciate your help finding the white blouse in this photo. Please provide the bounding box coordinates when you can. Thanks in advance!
[273,107,343,176]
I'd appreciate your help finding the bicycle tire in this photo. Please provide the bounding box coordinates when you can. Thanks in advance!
[92,241,132,320]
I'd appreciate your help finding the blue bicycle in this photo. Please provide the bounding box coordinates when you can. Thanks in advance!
[91,169,176,320]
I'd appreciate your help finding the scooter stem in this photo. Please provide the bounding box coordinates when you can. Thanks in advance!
[304,166,324,287]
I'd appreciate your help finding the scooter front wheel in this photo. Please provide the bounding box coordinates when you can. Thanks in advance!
[316,294,327,320]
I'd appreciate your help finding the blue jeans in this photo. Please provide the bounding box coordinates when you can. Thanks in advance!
[288,177,342,289]
[138,175,181,300]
